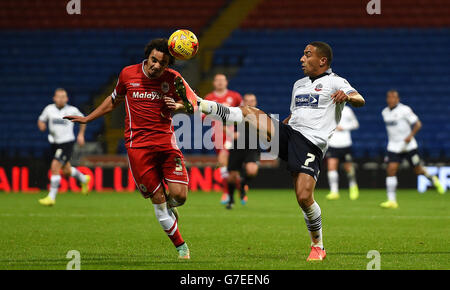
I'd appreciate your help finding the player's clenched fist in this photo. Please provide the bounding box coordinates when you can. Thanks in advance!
[331,90,349,104]
[64,115,89,124]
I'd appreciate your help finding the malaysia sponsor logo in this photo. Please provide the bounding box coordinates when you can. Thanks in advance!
[132,91,162,100]
[295,94,320,108]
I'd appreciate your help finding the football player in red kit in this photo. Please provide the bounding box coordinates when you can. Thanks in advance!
[204,74,242,204]
[64,38,197,260]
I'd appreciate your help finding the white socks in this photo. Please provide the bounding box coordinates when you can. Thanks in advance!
[302,201,323,249]
[327,170,339,193]
[154,202,177,233]
[71,167,87,183]
[347,167,357,188]
[48,175,61,200]
[199,98,243,124]
[386,176,398,201]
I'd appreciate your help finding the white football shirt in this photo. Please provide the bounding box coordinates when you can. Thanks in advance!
[328,105,359,148]
[288,68,357,154]
[381,103,419,153]
[38,104,84,144]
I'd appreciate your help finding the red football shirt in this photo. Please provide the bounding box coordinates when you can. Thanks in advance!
[204,90,242,151]
[204,90,242,107]
[112,61,197,150]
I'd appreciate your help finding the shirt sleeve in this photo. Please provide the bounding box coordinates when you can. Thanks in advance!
[38,106,49,122]
[111,69,127,100]
[235,93,243,107]
[333,77,357,96]
[73,107,84,117]
[403,106,419,125]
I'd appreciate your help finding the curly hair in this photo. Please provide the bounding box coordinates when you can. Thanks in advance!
[144,38,175,66]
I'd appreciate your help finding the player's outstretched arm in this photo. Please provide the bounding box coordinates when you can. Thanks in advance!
[37,120,46,132]
[331,91,365,107]
[64,95,123,124]
[405,120,422,143]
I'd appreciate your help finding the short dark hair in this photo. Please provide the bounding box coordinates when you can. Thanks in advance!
[309,41,333,66]
[54,88,67,95]
[144,38,175,66]
[387,89,399,97]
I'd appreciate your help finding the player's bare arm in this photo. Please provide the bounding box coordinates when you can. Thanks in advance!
[37,120,46,132]
[77,123,86,146]
[64,94,124,123]
[405,120,422,143]
[282,114,291,124]
[163,97,188,113]
[331,90,365,107]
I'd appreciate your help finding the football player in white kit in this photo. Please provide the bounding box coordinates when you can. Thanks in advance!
[37,88,90,206]
[326,105,360,200]
[193,42,365,261]
[380,90,445,209]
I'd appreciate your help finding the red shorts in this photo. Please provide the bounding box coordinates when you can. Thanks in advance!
[127,147,189,199]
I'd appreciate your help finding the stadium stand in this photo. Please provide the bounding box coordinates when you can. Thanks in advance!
[0,0,227,158]
[0,0,448,160]
[212,0,450,159]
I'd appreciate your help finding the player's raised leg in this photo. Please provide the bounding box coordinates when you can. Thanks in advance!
[197,98,275,143]
[381,162,399,209]
[293,173,326,261]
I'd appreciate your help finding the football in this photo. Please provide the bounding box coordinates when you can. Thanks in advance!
[168,29,199,60]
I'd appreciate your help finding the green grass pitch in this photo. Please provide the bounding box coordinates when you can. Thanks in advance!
[0,189,448,270]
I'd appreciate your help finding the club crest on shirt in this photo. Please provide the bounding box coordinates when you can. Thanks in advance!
[161,82,170,93]
[139,184,147,193]
[314,83,323,91]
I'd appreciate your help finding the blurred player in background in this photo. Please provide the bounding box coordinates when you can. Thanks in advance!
[381,90,445,209]
[325,105,360,200]
[65,38,197,259]
[225,93,260,209]
[195,41,365,261]
[204,74,242,204]
[37,88,90,206]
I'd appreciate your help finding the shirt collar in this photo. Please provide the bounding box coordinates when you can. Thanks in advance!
[309,68,332,82]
